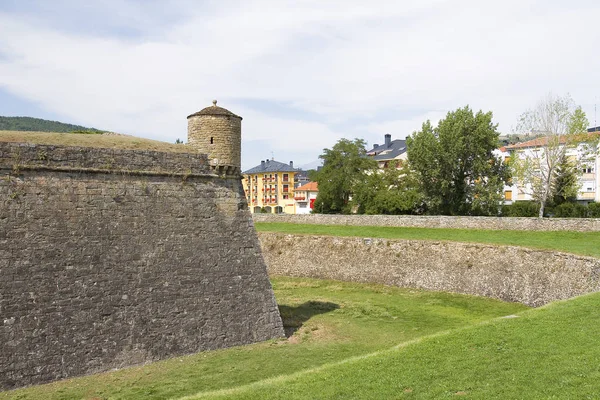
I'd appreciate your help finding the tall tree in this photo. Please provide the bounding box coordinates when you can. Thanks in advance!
[407,106,508,215]
[313,138,377,214]
[511,93,592,217]
[352,161,424,215]
[551,154,579,205]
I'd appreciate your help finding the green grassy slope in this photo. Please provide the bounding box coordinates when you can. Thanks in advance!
[255,222,600,258]
[191,291,600,399]
[2,277,527,400]
[0,116,102,133]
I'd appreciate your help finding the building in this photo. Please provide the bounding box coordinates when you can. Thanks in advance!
[499,135,600,204]
[187,99,242,174]
[294,182,318,214]
[366,134,407,168]
[243,159,297,213]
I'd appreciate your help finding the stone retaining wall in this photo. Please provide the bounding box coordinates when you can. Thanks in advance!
[259,232,600,307]
[253,213,600,232]
[0,143,283,390]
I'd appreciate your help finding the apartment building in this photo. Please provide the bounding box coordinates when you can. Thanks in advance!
[243,159,297,214]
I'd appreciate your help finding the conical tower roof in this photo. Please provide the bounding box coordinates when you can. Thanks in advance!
[187,100,242,119]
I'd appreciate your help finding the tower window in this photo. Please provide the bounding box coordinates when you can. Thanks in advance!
[210,137,214,144]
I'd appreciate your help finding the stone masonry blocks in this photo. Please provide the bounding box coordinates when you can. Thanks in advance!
[0,143,284,390]
[188,115,241,170]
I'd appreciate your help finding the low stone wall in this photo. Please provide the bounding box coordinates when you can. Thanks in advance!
[259,233,600,307]
[253,213,600,232]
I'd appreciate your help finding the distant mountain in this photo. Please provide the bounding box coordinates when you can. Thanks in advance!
[298,159,323,171]
[0,116,103,133]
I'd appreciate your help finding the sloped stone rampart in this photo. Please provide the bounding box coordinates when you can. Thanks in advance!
[253,213,600,232]
[0,143,284,391]
[259,233,600,307]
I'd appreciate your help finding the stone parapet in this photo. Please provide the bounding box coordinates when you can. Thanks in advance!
[0,142,213,177]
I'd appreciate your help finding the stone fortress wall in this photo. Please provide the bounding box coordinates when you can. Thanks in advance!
[0,104,284,390]
[260,233,600,307]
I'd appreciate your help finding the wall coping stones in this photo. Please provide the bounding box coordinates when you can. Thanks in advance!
[253,213,600,232]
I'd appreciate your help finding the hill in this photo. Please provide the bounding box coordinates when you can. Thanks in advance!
[0,116,102,133]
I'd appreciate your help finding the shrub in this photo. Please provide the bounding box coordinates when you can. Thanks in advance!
[502,201,540,217]
[587,202,600,218]
[553,202,588,218]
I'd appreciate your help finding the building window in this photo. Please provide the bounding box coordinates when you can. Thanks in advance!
[504,191,512,201]
[283,184,289,193]
[283,194,289,199]
[283,173,289,182]
[210,137,214,144]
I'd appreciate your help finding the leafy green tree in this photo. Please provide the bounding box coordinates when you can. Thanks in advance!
[407,106,508,215]
[353,161,424,215]
[313,138,377,214]
[568,106,589,135]
[551,154,579,205]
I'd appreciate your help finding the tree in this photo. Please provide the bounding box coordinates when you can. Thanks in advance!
[312,138,377,214]
[352,161,424,215]
[551,154,579,206]
[511,93,592,217]
[406,106,509,215]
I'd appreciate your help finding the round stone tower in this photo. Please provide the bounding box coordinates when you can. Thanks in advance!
[187,100,242,172]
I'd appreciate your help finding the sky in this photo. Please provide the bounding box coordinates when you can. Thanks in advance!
[1,0,600,171]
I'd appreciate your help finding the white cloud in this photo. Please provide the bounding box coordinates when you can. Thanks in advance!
[1,0,600,164]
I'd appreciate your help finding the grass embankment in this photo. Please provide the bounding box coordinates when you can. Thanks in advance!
[194,291,600,400]
[0,131,191,154]
[2,277,527,400]
[255,222,600,258]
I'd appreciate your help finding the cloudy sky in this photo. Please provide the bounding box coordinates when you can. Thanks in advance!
[1,0,599,170]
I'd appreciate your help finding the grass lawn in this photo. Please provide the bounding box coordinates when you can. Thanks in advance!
[0,131,192,154]
[193,291,600,400]
[255,222,600,258]
[2,277,527,400]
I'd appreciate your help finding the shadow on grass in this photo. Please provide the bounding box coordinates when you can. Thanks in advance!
[278,301,340,337]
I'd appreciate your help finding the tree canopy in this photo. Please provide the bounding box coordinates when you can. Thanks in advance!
[312,138,377,214]
[406,106,508,216]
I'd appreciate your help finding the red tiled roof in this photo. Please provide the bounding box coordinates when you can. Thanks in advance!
[505,132,599,150]
[296,182,318,191]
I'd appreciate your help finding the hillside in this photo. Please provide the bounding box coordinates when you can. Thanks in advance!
[0,116,102,133]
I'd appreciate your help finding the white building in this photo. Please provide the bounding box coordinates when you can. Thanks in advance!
[498,136,599,204]
[294,182,318,214]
